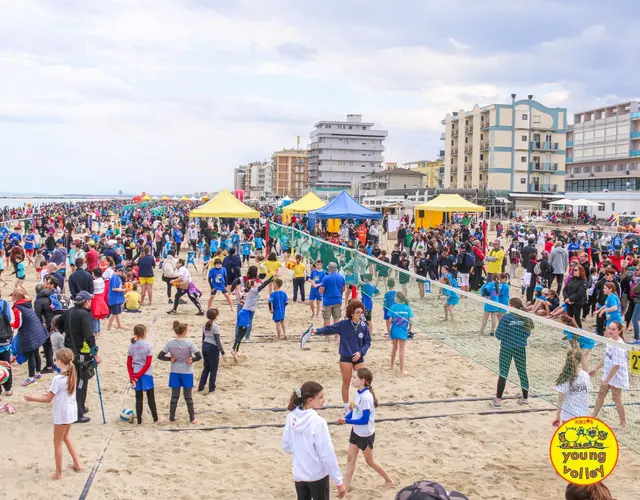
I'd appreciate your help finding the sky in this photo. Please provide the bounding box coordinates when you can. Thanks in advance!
[1,0,639,195]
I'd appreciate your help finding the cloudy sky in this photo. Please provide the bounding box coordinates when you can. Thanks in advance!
[1,0,638,195]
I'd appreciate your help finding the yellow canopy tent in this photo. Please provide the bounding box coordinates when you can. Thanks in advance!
[189,189,260,218]
[180,195,189,201]
[201,195,210,201]
[415,194,485,229]
[161,196,170,200]
[282,192,326,223]
[141,195,152,201]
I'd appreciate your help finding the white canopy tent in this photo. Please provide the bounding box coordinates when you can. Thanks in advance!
[571,198,604,207]
[548,198,577,206]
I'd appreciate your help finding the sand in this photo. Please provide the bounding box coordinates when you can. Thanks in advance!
[3,254,640,500]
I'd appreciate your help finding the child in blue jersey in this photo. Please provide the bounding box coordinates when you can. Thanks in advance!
[253,235,264,258]
[383,279,396,338]
[269,279,288,341]
[207,259,233,311]
[14,255,25,288]
[308,259,326,319]
[231,230,241,254]
[210,237,220,256]
[197,238,205,261]
[440,267,459,323]
[241,238,253,266]
[224,236,233,252]
[560,314,595,371]
[479,274,503,336]
[336,368,393,491]
[360,274,379,333]
[389,292,413,376]
[598,282,622,325]
[202,242,211,271]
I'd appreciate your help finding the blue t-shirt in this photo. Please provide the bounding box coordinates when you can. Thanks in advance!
[208,267,227,291]
[389,303,413,336]
[254,237,263,250]
[568,242,580,252]
[24,234,36,250]
[310,269,327,286]
[210,239,220,254]
[361,283,379,311]
[16,262,25,279]
[108,274,125,305]
[231,233,240,244]
[604,293,622,324]
[173,229,183,244]
[269,290,288,322]
[224,238,232,250]
[241,242,252,256]
[321,273,346,307]
[383,290,396,311]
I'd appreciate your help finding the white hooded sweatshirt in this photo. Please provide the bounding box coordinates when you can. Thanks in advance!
[282,407,344,486]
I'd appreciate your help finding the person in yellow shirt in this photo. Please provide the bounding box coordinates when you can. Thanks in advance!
[292,254,307,302]
[486,240,505,281]
[264,252,283,294]
[124,283,142,312]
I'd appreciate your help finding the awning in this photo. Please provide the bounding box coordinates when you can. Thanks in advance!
[495,197,512,204]
[508,193,565,199]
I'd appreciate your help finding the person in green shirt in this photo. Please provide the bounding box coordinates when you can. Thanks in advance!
[404,231,413,252]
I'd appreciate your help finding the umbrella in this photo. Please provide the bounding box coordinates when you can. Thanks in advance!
[548,198,576,205]
[571,198,604,207]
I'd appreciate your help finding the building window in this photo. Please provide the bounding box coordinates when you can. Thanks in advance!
[521,156,527,163]
[611,203,616,211]
[480,134,484,140]
[520,178,526,184]
[522,113,528,120]
[480,154,484,160]
[521,135,527,141]
[598,204,605,212]
[465,137,468,144]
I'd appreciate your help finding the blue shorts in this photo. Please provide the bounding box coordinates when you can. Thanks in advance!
[135,374,155,391]
[309,288,322,301]
[446,296,459,306]
[110,303,123,315]
[169,372,194,389]
[339,355,365,365]
[566,332,596,350]
[273,315,285,323]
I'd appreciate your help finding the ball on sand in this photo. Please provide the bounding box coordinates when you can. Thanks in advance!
[0,366,9,385]
[120,408,135,423]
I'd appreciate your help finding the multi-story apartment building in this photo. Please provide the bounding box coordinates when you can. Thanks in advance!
[246,161,272,200]
[361,167,425,197]
[308,114,387,197]
[272,149,309,198]
[404,160,444,188]
[233,165,249,192]
[565,101,640,193]
[442,97,567,208]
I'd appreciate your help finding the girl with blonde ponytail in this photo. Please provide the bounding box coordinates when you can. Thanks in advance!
[24,348,82,480]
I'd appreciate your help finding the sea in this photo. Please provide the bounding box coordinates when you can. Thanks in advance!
[0,197,119,210]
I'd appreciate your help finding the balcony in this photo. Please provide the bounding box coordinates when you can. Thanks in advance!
[452,129,459,137]
[632,112,640,120]
[480,141,489,151]
[567,157,573,163]
[451,166,458,174]
[465,125,473,133]
[440,132,446,140]
[631,131,640,139]
[530,141,560,151]
[480,121,489,130]
[464,166,472,173]
[631,150,640,157]
[566,140,573,147]
[529,183,558,193]
[530,162,559,172]
[464,144,473,153]
[463,183,472,189]
[480,161,488,171]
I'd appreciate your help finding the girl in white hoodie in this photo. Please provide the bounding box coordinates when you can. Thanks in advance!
[282,381,346,500]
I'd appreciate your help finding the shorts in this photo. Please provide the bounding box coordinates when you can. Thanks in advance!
[273,315,285,323]
[339,355,365,365]
[258,273,266,280]
[349,429,375,451]
[25,249,34,255]
[109,303,123,315]
[390,327,408,341]
[364,309,372,322]
[322,304,341,322]
[169,372,194,389]
[139,276,154,285]
[457,273,469,287]
[309,288,322,301]
[242,254,250,262]
[135,374,155,391]
[210,289,226,296]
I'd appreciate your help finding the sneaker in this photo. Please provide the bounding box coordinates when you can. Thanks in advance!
[195,311,205,316]
[243,337,252,343]
[167,310,176,315]
[41,367,55,374]
[168,299,173,304]
[22,378,36,387]
[75,416,91,424]
[517,398,529,406]
[488,399,502,409]
[35,373,42,380]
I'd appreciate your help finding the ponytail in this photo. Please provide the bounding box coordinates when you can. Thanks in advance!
[205,308,219,330]
[66,363,77,396]
[287,381,323,411]
[355,367,378,407]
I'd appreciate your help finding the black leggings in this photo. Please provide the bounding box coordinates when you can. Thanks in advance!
[169,387,195,422]
[135,388,158,424]
[233,326,247,352]
[496,345,529,399]
[25,349,42,378]
[172,288,203,313]
[625,301,635,328]
[198,343,220,392]
[295,476,330,500]
[293,277,305,302]
[567,303,584,329]
[162,276,175,300]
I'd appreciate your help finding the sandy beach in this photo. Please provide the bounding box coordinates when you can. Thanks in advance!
[3,257,640,500]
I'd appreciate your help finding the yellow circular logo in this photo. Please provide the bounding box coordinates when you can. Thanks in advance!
[550,417,618,485]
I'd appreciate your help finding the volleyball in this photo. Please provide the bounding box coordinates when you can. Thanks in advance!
[120,408,135,423]
[0,366,10,385]
[286,259,296,270]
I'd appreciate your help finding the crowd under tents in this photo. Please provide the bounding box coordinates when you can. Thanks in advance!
[189,188,260,219]
[282,192,326,223]
[308,191,382,232]
[414,193,485,229]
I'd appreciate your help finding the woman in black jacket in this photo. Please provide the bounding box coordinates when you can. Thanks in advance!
[562,264,588,328]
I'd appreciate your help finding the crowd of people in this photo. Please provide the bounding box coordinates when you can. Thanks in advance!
[0,197,632,498]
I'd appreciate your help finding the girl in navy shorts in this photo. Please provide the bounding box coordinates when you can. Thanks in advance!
[312,300,371,414]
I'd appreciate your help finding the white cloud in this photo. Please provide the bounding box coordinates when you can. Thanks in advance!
[447,37,469,51]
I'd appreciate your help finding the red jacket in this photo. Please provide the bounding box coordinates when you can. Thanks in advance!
[472,246,485,261]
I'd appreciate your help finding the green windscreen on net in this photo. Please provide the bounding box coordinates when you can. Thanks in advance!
[268,222,640,453]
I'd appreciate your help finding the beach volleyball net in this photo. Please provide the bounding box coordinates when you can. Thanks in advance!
[268,222,640,453]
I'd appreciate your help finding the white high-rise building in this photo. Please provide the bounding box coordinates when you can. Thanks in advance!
[247,161,272,200]
[308,114,387,197]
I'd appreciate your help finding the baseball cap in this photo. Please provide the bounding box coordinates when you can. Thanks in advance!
[115,264,124,271]
[107,240,117,247]
[75,291,93,303]
[88,240,96,246]
[395,481,468,500]
[56,238,64,244]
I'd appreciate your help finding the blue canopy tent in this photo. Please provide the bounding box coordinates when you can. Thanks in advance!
[308,191,382,231]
